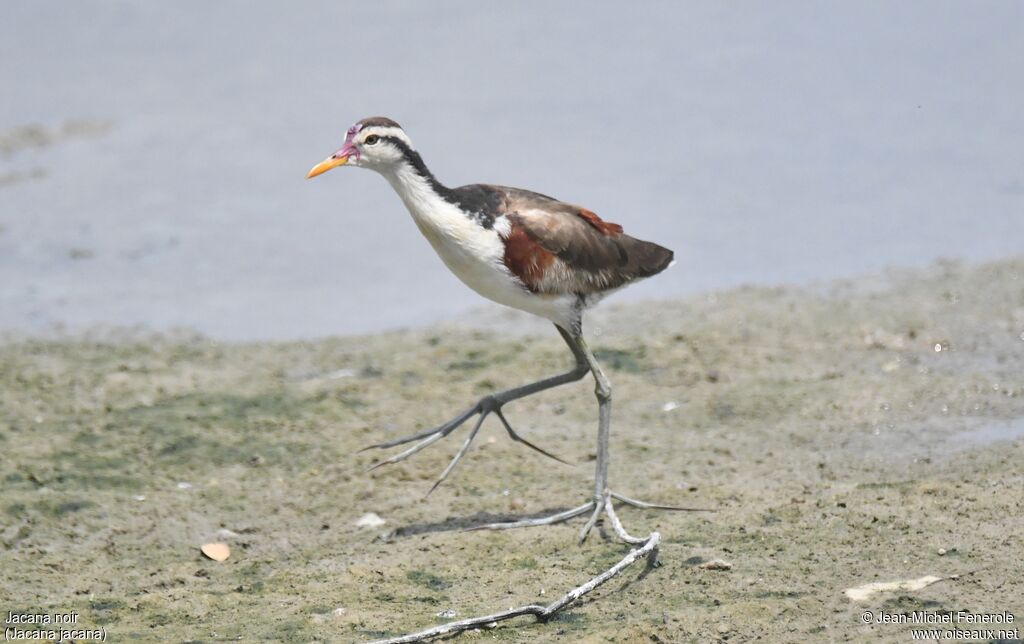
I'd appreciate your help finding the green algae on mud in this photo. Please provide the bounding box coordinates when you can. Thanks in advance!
[2,257,1024,642]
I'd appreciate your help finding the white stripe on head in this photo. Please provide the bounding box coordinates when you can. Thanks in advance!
[359,126,414,149]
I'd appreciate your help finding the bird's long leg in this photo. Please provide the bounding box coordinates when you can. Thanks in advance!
[573,331,613,542]
[476,328,712,538]
[369,334,673,644]
[362,325,590,486]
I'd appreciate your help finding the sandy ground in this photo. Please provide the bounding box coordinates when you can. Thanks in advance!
[2,257,1023,643]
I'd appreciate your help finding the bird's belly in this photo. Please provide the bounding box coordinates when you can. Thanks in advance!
[414,216,575,326]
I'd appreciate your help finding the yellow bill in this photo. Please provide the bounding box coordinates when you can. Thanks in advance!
[306,155,348,179]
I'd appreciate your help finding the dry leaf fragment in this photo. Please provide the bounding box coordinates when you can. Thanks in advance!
[201,543,230,562]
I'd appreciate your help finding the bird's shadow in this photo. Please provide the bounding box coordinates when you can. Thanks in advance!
[378,506,575,541]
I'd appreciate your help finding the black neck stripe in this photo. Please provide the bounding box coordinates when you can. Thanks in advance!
[380,136,454,199]
[379,135,498,230]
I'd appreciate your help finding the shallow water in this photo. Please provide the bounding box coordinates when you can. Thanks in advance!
[949,416,1024,449]
[1,2,1022,340]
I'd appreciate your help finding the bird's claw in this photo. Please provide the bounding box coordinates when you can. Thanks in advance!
[362,395,570,493]
[472,490,715,543]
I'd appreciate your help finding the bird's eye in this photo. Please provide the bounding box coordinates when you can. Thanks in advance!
[364,135,380,145]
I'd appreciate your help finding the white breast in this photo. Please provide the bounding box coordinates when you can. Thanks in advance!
[382,166,576,327]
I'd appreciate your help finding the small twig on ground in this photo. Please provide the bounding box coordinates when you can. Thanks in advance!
[366,530,661,644]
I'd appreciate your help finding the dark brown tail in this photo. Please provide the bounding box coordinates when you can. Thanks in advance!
[624,236,674,278]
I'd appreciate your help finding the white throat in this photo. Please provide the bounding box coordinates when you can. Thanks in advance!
[380,162,447,227]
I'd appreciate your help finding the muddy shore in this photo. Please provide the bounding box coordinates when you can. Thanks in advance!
[2,257,1023,642]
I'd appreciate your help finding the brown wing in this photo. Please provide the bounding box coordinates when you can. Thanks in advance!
[479,185,674,295]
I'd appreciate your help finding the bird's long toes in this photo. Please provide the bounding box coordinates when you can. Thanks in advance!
[360,427,443,451]
[493,408,572,465]
[422,413,487,497]
[577,503,604,543]
[609,490,716,512]
[359,406,480,453]
[511,434,572,465]
[366,453,410,471]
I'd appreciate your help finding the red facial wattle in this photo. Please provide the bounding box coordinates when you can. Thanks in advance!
[306,123,363,179]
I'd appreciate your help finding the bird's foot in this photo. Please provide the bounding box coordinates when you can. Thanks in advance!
[471,489,710,544]
[360,395,569,495]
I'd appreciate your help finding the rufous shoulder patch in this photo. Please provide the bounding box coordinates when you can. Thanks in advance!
[577,209,623,236]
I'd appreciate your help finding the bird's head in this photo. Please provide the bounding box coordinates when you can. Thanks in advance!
[306,116,414,178]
